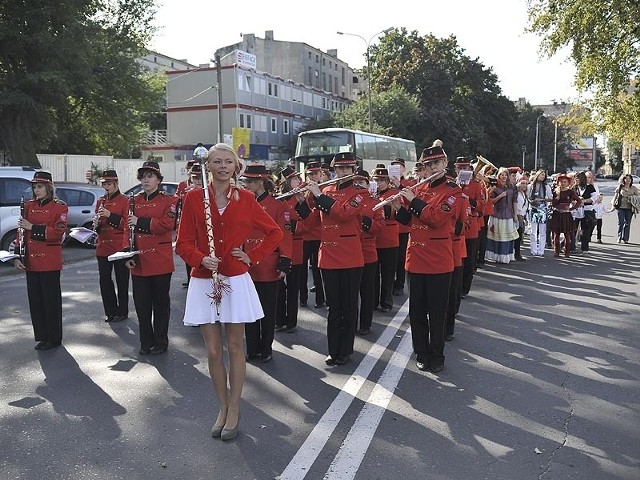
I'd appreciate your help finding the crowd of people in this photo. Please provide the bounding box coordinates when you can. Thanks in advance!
[10,142,640,441]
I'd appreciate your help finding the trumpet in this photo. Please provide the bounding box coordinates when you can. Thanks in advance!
[472,155,497,178]
[372,171,443,211]
[274,173,357,200]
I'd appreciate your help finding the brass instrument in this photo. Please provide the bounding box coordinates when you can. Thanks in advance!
[18,197,26,262]
[472,155,497,178]
[372,171,443,211]
[274,173,357,200]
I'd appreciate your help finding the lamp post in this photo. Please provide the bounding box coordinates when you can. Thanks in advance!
[521,145,526,170]
[534,114,545,170]
[337,28,391,131]
[553,118,558,174]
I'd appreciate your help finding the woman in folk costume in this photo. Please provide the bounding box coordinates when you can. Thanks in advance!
[176,143,283,441]
[549,173,582,257]
[527,169,553,256]
[484,167,519,264]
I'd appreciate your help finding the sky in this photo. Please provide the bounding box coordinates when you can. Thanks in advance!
[149,0,578,106]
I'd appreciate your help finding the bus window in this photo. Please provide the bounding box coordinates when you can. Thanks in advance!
[376,137,391,161]
[361,134,377,161]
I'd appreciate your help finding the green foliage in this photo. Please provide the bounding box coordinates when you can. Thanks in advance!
[0,0,160,166]
[528,0,640,145]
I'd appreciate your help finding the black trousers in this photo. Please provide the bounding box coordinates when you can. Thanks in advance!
[445,266,463,336]
[275,265,301,329]
[26,270,62,344]
[376,247,398,309]
[409,271,451,366]
[358,262,377,331]
[300,240,324,304]
[132,273,171,350]
[97,256,130,318]
[514,223,524,258]
[461,237,478,295]
[477,216,490,264]
[246,281,278,356]
[394,233,409,290]
[322,267,362,358]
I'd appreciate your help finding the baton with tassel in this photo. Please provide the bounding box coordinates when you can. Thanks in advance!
[193,146,231,314]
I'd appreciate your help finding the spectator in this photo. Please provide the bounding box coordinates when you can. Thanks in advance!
[612,174,640,244]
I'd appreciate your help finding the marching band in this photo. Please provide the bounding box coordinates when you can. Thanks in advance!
[6,140,582,373]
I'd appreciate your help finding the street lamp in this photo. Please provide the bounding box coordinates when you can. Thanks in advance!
[337,28,392,131]
[553,118,558,173]
[521,145,526,170]
[534,114,545,170]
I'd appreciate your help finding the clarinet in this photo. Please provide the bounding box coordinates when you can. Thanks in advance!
[128,194,136,254]
[92,192,109,238]
[18,197,26,262]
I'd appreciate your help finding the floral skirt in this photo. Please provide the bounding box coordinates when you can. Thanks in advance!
[183,273,264,325]
[485,217,519,263]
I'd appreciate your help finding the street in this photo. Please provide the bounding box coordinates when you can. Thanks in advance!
[1,182,639,480]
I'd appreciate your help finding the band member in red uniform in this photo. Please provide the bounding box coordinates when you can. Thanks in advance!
[455,157,485,295]
[393,141,457,374]
[276,171,305,333]
[389,157,412,296]
[306,152,365,366]
[372,165,400,312]
[354,169,383,335]
[241,164,292,363]
[176,143,282,441]
[14,171,68,350]
[95,170,130,323]
[125,161,177,356]
[299,162,326,309]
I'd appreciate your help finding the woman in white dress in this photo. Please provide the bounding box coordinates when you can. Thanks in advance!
[176,143,283,440]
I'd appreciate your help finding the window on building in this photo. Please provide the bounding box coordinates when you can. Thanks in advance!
[316,54,319,63]
[335,78,338,93]
[342,68,345,86]
[238,73,252,92]
[239,114,244,128]
[308,51,312,59]
[246,114,252,129]
[323,73,326,91]
[322,58,325,66]
[308,67,313,85]
[283,119,289,135]
[271,117,277,133]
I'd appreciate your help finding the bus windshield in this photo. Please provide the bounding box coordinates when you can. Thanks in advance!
[295,131,354,157]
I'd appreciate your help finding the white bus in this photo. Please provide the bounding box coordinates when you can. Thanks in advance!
[294,128,417,174]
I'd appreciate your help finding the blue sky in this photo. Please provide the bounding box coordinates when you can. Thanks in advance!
[151,0,577,106]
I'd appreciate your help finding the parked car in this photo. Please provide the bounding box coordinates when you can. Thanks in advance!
[124,182,179,197]
[55,182,107,247]
[0,166,37,253]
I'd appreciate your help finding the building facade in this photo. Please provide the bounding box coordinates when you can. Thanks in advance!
[142,43,353,163]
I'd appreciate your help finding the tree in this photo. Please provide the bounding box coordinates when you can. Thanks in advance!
[527,0,640,145]
[334,85,420,139]
[369,28,524,165]
[0,0,159,166]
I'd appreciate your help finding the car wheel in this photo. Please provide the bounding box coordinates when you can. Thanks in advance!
[1,230,17,254]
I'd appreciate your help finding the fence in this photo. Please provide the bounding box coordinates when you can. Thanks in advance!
[37,154,190,192]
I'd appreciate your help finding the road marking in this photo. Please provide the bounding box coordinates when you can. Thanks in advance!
[279,299,410,480]
[323,326,413,480]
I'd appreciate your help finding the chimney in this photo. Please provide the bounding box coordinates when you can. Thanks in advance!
[265,30,274,41]
[327,49,338,58]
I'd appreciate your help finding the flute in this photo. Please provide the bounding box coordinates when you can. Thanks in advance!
[92,192,109,237]
[274,173,357,200]
[128,194,136,255]
[372,171,443,211]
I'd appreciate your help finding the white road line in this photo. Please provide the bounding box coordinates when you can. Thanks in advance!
[323,327,413,480]
[279,299,410,480]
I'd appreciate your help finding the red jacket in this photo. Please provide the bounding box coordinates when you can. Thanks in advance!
[246,192,293,282]
[397,177,415,235]
[17,198,67,272]
[396,176,458,274]
[452,190,470,268]
[129,190,177,277]
[315,180,365,270]
[359,194,384,264]
[284,197,304,266]
[375,188,400,249]
[461,180,485,239]
[95,191,129,257]
[176,186,283,278]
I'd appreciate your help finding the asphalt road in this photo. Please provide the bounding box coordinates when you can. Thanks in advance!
[1,180,639,480]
